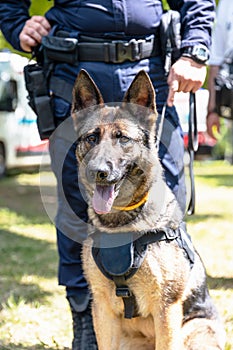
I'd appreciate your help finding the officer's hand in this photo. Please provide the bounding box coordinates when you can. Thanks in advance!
[206,112,221,139]
[166,57,206,107]
[19,16,51,52]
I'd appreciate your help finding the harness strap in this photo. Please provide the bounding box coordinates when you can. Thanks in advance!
[114,276,138,319]
[92,227,190,319]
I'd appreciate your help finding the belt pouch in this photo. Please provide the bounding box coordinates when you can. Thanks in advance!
[42,36,78,64]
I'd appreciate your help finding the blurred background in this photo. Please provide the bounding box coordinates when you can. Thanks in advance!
[0,1,232,350]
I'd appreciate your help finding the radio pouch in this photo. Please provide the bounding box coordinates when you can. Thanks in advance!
[24,63,55,140]
[42,36,78,64]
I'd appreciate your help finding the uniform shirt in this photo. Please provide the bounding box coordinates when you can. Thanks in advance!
[0,0,215,52]
[209,0,233,65]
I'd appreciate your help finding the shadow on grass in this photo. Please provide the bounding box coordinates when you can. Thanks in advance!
[0,343,70,350]
[186,213,223,223]
[0,227,58,307]
[0,175,55,225]
[196,173,233,187]
[207,275,233,290]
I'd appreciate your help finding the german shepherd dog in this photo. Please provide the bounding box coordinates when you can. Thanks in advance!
[71,69,225,350]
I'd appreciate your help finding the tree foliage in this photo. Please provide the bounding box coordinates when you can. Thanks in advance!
[0,0,53,52]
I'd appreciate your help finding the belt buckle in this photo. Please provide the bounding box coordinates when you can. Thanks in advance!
[114,39,143,63]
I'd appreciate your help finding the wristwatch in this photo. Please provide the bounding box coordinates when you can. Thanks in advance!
[182,45,210,65]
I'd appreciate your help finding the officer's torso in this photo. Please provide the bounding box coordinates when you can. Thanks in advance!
[46,0,163,35]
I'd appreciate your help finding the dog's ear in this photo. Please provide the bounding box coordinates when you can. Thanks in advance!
[72,69,104,111]
[123,70,156,112]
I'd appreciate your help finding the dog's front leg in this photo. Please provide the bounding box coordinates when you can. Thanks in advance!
[92,297,122,349]
[154,301,184,350]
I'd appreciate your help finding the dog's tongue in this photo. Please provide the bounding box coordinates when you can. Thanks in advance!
[92,185,115,214]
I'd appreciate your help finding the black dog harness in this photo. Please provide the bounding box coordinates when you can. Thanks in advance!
[92,225,195,319]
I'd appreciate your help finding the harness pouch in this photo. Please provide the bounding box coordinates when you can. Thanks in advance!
[42,36,79,64]
[99,243,134,277]
[92,232,135,278]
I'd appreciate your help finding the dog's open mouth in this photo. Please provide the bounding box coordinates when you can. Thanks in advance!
[93,184,119,214]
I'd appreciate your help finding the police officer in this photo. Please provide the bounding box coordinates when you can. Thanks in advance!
[0,1,215,349]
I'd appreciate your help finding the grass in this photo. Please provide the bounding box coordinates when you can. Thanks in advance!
[0,160,232,349]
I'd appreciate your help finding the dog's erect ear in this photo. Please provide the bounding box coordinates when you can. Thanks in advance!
[72,69,104,111]
[123,70,156,111]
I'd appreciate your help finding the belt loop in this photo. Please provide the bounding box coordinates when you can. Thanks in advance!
[103,42,110,63]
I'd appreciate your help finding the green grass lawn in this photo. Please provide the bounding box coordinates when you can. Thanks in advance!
[0,160,232,349]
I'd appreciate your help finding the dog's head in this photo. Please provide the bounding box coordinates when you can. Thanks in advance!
[72,69,163,221]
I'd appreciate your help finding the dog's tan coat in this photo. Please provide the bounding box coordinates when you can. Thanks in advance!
[72,70,225,350]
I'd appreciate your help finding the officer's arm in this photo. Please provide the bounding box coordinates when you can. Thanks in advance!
[206,65,221,139]
[166,0,215,106]
[167,0,215,49]
[0,0,31,52]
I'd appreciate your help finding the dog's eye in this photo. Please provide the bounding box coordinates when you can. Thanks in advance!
[116,131,130,144]
[86,134,97,145]
[120,135,131,144]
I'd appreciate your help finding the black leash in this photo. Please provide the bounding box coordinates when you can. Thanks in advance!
[187,92,198,215]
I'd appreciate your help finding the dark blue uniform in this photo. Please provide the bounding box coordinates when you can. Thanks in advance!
[0,0,215,302]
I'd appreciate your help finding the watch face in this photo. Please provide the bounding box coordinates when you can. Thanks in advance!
[192,45,209,61]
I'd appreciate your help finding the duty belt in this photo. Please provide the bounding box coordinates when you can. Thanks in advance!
[42,33,161,65]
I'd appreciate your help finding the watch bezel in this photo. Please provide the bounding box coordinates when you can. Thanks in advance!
[182,45,210,64]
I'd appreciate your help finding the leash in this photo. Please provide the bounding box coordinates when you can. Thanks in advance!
[156,92,198,215]
[187,92,198,215]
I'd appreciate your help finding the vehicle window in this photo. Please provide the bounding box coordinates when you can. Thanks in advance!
[0,79,17,112]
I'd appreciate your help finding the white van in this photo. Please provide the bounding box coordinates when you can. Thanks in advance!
[0,52,50,177]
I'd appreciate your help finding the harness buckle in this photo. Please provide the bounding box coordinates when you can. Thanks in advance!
[116,286,132,298]
[164,227,179,240]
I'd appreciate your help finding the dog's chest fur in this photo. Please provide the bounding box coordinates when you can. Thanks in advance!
[83,237,189,318]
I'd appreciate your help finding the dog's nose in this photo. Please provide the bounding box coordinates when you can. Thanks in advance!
[87,160,113,182]
[96,170,108,181]
[87,167,110,182]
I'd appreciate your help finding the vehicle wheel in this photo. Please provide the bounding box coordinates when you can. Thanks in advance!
[0,144,6,178]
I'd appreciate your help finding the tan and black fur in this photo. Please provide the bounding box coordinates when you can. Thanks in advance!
[72,69,225,350]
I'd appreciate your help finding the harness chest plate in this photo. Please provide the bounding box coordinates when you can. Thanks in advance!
[92,226,195,319]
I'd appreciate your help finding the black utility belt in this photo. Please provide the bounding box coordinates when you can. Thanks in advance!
[41,34,161,65]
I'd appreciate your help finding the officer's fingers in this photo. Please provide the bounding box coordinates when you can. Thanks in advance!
[25,18,50,38]
[19,20,49,51]
[167,80,179,107]
[19,32,37,52]
[30,15,51,31]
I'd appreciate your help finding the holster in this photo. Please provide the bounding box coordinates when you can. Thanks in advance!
[24,63,55,140]
[159,10,181,75]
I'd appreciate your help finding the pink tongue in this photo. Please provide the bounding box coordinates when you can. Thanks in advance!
[92,185,115,214]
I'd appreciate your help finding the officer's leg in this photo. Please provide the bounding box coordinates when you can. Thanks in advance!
[49,121,97,350]
[158,106,186,214]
